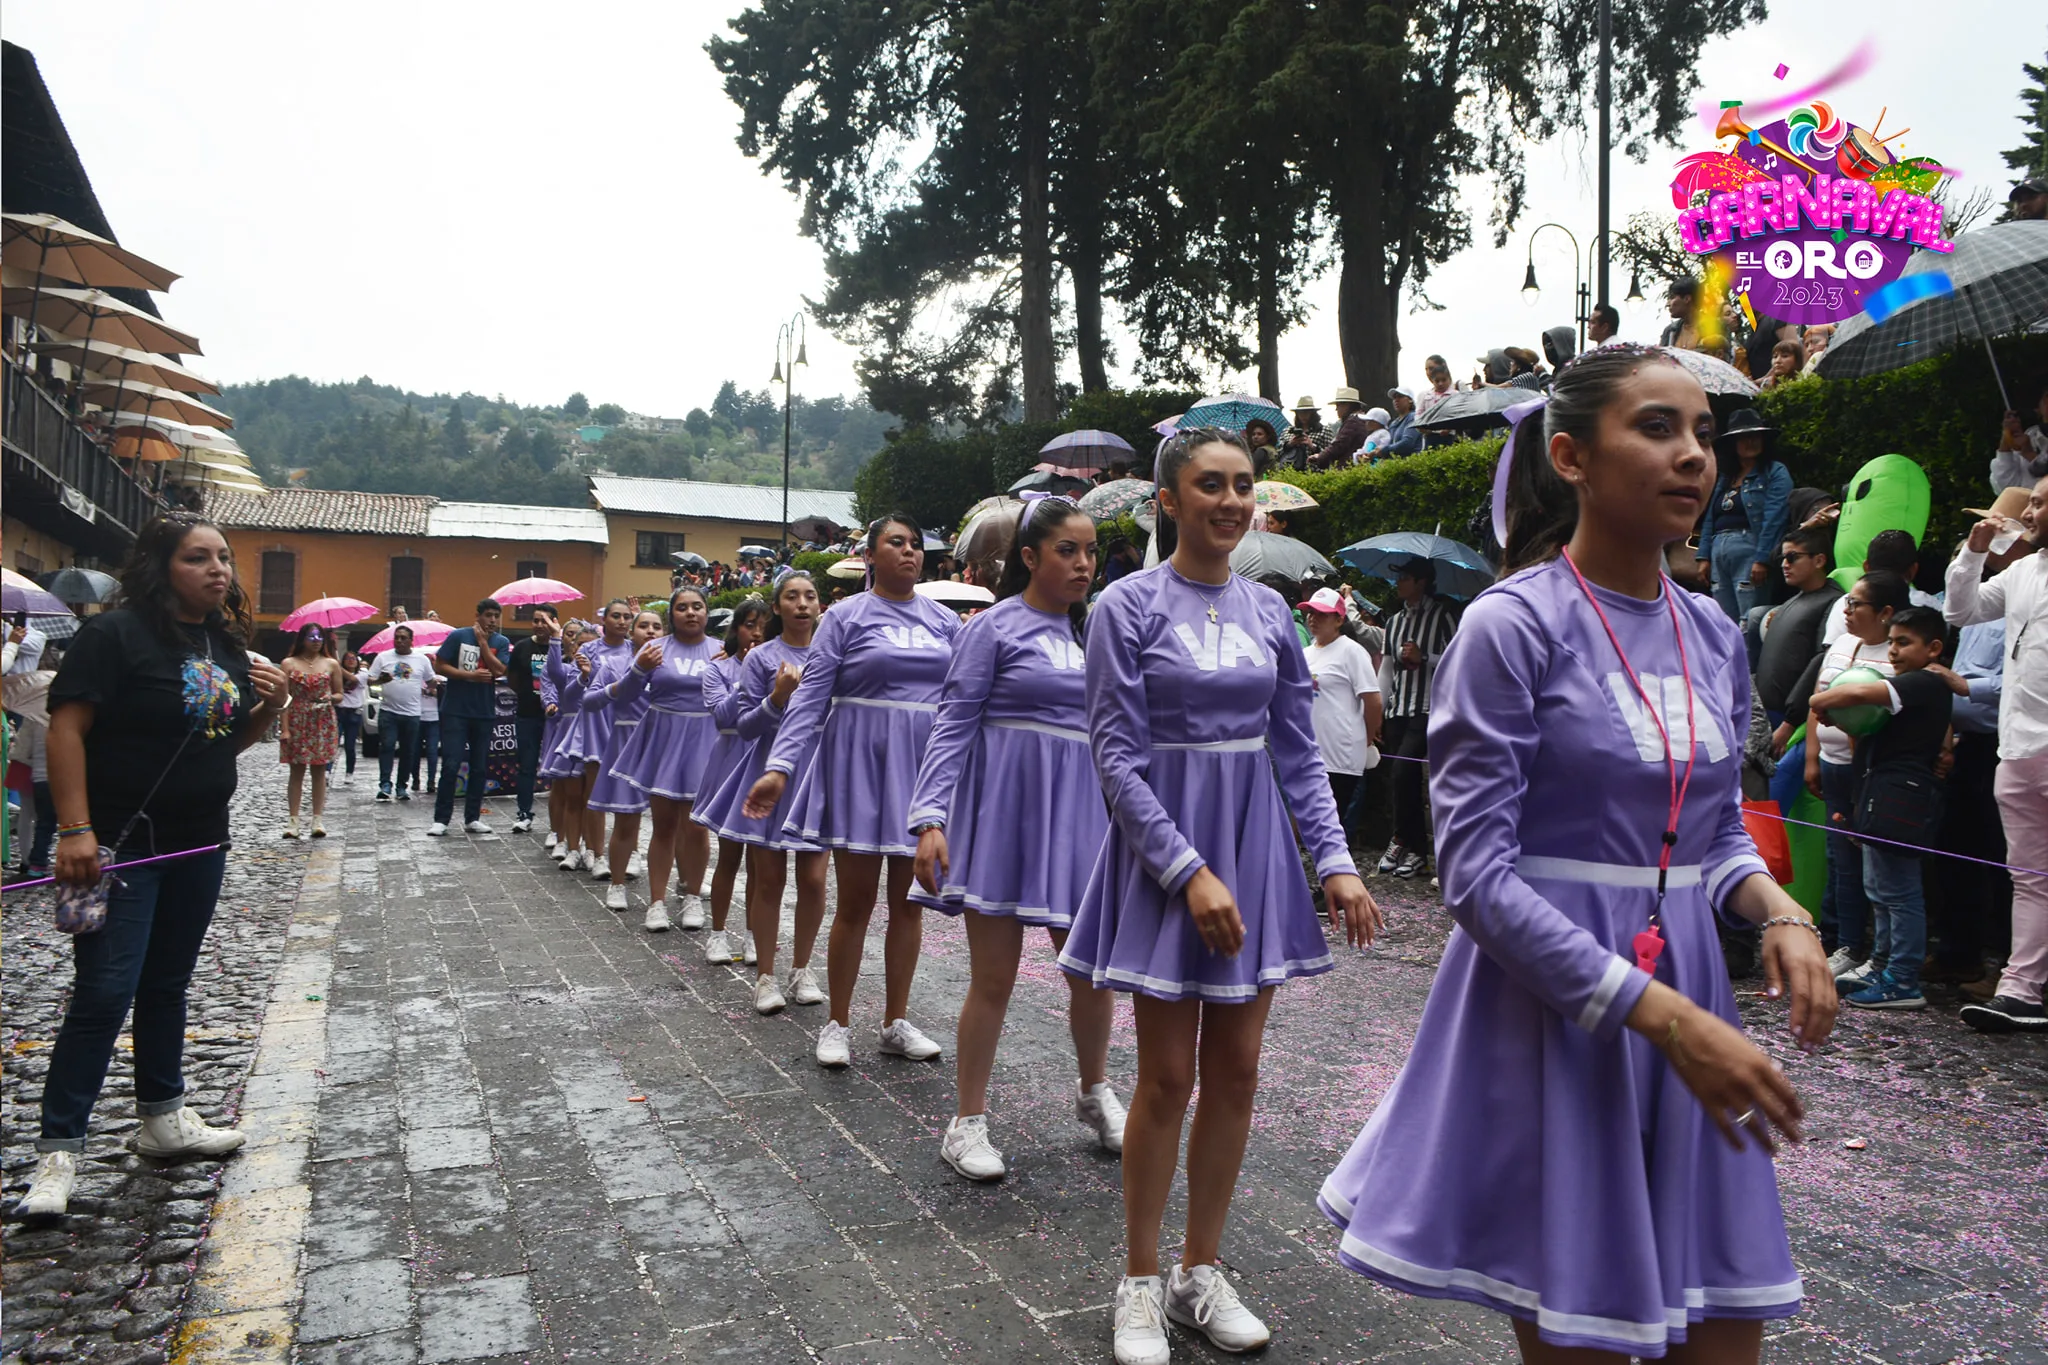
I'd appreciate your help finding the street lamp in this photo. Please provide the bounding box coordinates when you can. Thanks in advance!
[771,313,807,558]
[1625,269,1646,306]
[1522,222,1594,352]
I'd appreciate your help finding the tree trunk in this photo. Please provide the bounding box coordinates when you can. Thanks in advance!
[1334,162,1400,395]
[1255,210,1281,400]
[1018,64,1059,422]
[1072,248,1109,393]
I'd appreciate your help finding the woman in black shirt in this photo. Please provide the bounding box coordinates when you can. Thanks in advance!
[16,514,288,1219]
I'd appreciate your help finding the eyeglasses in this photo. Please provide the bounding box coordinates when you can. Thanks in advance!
[1843,598,1871,611]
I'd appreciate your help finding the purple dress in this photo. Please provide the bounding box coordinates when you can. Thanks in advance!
[552,639,634,767]
[1317,560,1796,1357]
[1055,564,1356,1000]
[536,640,576,780]
[905,596,1107,926]
[607,635,721,800]
[690,655,747,823]
[692,635,817,851]
[764,592,960,856]
[580,649,652,816]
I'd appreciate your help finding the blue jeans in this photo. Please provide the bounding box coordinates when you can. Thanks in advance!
[515,714,544,821]
[28,780,56,870]
[334,707,362,776]
[1861,841,1926,988]
[39,846,229,1150]
[377,713,420,794]
[435,713,495,826]
[1709,532,1760,623]
[413,718,441,791]
[1820,759,1871,958]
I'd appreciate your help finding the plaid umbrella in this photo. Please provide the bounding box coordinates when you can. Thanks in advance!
[1184,394,1289,432]
[1078,478,1152,523]
[1817,220,2048,389]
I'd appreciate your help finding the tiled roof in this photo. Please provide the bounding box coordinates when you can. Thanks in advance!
[205,487,435,536]
[428,502,610,545]
[587,475,857,527]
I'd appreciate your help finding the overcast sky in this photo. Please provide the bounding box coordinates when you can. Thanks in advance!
[4,3,2037,422]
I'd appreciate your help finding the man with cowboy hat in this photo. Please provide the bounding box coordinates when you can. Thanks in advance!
[1311,386,1376,468]
[1695,407,1792,622]
[1281,396,1325,471]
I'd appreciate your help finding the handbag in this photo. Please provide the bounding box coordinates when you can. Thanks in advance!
[1853,760,1945,855]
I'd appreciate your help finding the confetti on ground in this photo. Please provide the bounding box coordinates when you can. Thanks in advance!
[1774,63,1789,80]
[627,1095,647,1102]
[1844,1137,1869,1150]
[305,994,322,1001]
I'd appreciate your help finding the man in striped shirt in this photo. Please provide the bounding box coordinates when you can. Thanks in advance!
[1375,559,1457,879]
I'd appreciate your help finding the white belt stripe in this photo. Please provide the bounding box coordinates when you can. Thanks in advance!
[988,718,1088,742]
[1517,855,1702,889]
[831,696,938,712]
[1154,736,1265,753]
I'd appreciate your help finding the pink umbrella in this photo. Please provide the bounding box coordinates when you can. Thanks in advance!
[488,576,582,607]
[357,620,453,655]
[279,596,378,632]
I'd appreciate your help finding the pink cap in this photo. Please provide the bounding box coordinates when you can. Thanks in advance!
[1302,587,1345,615]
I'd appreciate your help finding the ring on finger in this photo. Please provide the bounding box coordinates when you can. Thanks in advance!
[1733,1108,1757,1127]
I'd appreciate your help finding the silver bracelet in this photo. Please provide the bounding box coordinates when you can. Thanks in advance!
[1760,914,1820,938]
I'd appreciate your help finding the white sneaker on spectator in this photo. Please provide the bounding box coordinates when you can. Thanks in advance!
[754,975,786,1015]
[1113,1276,1170,1365]
[816,1020,851,1068]
[941,1114,1006,1181]
[15,1151,76,1218]
[464,820,492,835]
[1826,946,1862,978]
[626,849,645,879]
[605,884,629,912]
[426,822,447,837]
[741,932,757,965]
[1076,1082,1128,1153]
[512,817,532,834]
[703,930,731,964]
[1375,842,1405,874]
[644,901,671,932]
[879,1018,942,1060]
[788,966,824,1005]
[1164,1262,1270,1353]
[677,894,705,930]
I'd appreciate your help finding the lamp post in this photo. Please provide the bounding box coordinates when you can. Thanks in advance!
[1596,0,1612,310]
[1521,222,1592,353]
[770,313,808,558]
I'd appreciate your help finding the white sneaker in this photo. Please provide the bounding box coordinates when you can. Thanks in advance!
[816,1021,851,1068]
[879,1018,942,1061]
[644,901,671,932]
[132,1106,246,1158]
[341,774,354,788]
[1164,1263,1269,1353]
[940,1115,1006,1181]
[426,822,448,837]
[1113,1276,1170,1365]
[1077,1082,1128,1153]
[754,975,787,1015]
[512,817,532,834]
[788,966,824,1005]
[1836,961,1878,991]
[464,819,492,835]
[15,1151,76,1217]
[1826,946,1862,978]
[703,930,732,964]
[282,817,299,840]
[626,850,645,879]
[310,818,327,838]
[589,859,611,881]
[544,831,558,851]
[560,848,583,871]
[677,894,705,930]
[605,884,629,912]
[741,932,756,965]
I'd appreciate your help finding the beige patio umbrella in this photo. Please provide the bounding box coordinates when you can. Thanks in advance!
[1,286,200,356]
[1,213,178,292]
[35,335,219,395]
[108,415,245,462]
[81,380,234,429]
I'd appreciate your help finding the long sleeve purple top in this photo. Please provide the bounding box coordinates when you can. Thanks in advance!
[734,636,810,741]
[704,655,743,730]
[1086,564,1356,894]
[605,636,720,713]
[578,642,651,723]
[1426,560,1770,1039]
[763,592,960,777]
[907,595,1087,830]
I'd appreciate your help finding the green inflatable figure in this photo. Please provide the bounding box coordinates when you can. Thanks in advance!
[1829,454,1930,592]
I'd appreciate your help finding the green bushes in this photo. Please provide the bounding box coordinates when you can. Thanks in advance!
[1269,438,1504,558]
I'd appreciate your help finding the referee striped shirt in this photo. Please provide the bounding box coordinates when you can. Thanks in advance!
[1379,598,1456,718]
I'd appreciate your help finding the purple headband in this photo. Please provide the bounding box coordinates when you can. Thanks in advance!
[1490,395,1550,550]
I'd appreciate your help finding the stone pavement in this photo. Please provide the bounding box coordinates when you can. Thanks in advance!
[7,754,2048,1364]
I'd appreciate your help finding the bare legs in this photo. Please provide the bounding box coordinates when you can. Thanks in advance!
[825,851,922,1027]
[1122,989,1273,1277]
[646,797,684,903]
[748,847,828,982]
[708,837,743,931]
[955,920,1112,1119]
[570,762,603,860]
[309,764,327,824]
[287,763,307,823]
[547,769,568,845]
[673,810,710,907]
[606,812,641,888]
[1513,1317,1761,1365]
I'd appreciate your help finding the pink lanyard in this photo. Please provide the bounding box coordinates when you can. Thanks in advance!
[1559,550,1698,973]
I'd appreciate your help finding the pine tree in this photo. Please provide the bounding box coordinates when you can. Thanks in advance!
[2004,52,2048,180]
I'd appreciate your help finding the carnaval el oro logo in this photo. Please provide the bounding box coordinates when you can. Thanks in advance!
[1671,55,1955,328]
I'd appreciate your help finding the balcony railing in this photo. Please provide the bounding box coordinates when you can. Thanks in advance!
[3,353,164,542]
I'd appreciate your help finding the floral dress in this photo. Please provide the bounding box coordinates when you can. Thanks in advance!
[279,667,339,765]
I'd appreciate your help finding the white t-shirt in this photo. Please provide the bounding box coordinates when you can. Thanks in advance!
[1303,635,1380,775]
[371,649,427,717]
[1812,634,1893,766]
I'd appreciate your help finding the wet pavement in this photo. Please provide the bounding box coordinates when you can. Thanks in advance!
[4,754,2045,1363]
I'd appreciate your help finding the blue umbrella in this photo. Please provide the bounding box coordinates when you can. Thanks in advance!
[1336,532,1496,601]
[1183,394,1288,433]
[1039,429,1135,472]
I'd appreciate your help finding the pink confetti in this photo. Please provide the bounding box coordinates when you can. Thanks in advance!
[1774,63,1789,80]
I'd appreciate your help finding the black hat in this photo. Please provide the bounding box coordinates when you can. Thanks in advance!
[1714,408,1774,448]
[2011,177,2048,201]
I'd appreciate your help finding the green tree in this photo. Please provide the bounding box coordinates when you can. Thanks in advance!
[442,404,469,462]
[712,380,745,425]
[591,402,627,427]
[563,392,590,419]
[2002,51,2048,188]
[685,407,712,437]
[530,424,564,473]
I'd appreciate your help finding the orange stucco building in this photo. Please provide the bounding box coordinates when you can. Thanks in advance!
[204,489,609,652]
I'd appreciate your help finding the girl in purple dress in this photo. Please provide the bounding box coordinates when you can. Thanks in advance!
[606,588,721,932]
[745,518,960,1062]
[551,603,635,873]
[578,608,662,897]
[1055,430,1380,1365]
[538,616,582,858]
[702,572,830,1011]
[909,497,1125,1182]
[691,599,769,962]
[1319,347,1839,1363]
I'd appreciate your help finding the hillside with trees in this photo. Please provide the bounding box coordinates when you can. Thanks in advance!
[213,376,893,508]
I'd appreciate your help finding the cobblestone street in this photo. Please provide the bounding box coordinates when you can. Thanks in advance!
[5,755,2045,1364]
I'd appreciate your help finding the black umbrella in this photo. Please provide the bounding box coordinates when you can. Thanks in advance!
[670,551,709,570]
[39,566,119,604]
[1008,469,1091,496]
[788,515,843,543]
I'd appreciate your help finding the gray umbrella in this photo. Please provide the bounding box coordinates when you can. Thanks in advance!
[1228,531,1334,581]
[39,566,119,604]
[1817,220,2048,396]
[1415,386,1522,427]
